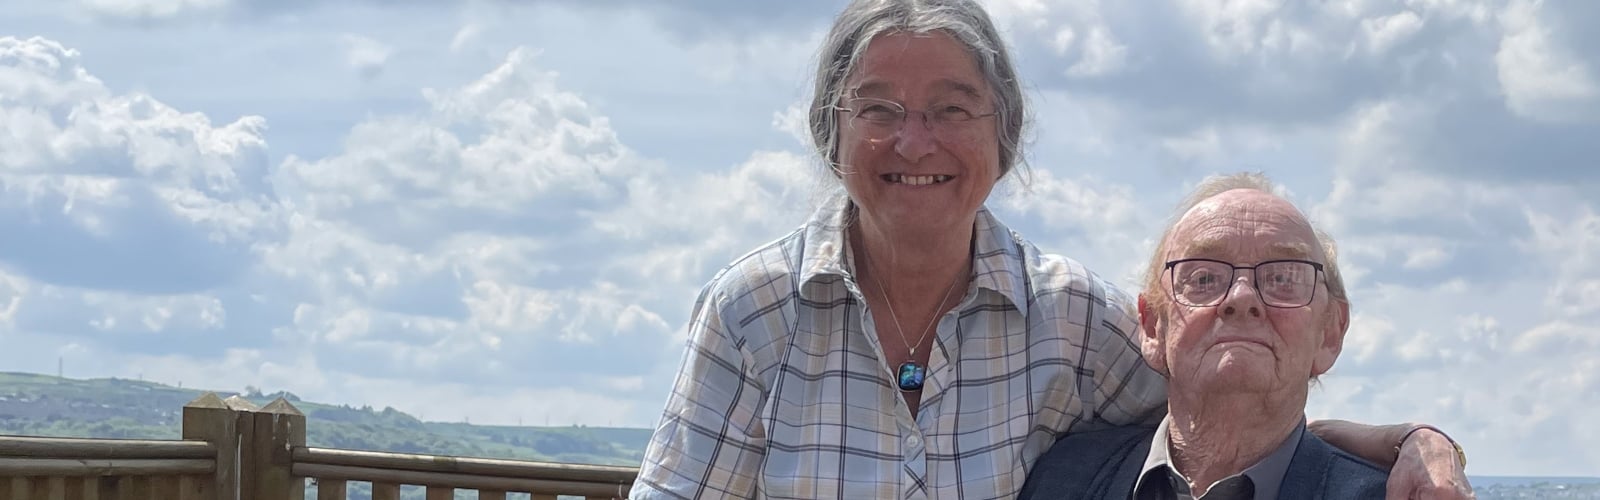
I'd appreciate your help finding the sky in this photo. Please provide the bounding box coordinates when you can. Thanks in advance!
[0,0,1596,477]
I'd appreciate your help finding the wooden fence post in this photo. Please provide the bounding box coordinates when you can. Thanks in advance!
[183,392,239,500]
[248,398,305,500]
[223,396,260,500]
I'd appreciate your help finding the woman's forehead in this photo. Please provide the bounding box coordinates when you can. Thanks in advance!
[850,78,983,99]
[846,31,988,97]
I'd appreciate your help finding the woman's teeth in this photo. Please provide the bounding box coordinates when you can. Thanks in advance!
[884,174,953,185]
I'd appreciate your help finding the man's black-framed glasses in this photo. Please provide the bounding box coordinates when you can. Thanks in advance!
[1165,258,1325,308]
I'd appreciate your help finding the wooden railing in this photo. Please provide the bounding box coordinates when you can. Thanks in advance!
[0,435,215,499]
[0,392,638,500]
[296,447,637,500]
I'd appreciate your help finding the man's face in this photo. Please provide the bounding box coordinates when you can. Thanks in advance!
[1140,189,1349,397]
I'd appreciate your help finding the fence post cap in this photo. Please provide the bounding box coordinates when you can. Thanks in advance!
[184,392,228,409]
[224,395,262,411]
[260,397,304,416]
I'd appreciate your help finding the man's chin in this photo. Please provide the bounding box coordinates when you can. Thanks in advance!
[1186,359,1276,394]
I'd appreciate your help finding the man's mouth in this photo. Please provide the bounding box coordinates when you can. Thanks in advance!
[882,174,953,185]
[1212,336,1271,350]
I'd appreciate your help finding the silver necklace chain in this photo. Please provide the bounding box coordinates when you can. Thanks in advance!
[864,250,965,359]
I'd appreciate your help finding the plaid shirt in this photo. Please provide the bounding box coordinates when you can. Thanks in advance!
[632,196,1167,500]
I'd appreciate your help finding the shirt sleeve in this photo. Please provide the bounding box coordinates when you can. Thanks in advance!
[630,282,770,500]
[1083,277,1168,428]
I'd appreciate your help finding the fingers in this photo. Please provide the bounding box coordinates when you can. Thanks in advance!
[1383,471,1412,500]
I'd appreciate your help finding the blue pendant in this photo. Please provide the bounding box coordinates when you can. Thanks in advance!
[896,361,926,392]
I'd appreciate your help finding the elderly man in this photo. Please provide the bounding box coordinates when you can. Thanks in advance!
[1019,173,1451,499]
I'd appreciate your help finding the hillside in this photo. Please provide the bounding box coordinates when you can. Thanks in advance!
[0,372,649,467]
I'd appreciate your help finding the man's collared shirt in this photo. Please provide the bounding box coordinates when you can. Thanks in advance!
[1132,415,1306,500]
[631,194,1167,499]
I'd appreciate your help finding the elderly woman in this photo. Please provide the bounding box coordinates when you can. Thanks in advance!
[632,1,1470,498]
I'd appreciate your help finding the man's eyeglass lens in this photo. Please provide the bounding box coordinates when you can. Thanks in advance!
[1169,259,1319,308]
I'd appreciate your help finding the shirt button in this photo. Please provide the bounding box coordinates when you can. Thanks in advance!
[906,435,922,448]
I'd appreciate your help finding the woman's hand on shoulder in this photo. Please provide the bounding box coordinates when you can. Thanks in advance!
[1386,427,1473,500]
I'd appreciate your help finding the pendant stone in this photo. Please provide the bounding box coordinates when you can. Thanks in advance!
[896,361,926,392]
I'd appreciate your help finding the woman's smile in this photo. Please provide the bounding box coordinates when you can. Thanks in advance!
[881,173,955,185]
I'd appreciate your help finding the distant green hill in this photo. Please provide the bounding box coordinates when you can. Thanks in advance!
[0,371,649,467]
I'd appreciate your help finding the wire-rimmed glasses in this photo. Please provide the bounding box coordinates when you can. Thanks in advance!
[1165,258,1325,308]
[837,97,997,142]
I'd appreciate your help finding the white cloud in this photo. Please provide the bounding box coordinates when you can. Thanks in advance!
[1049,26,1076,55]
[591,149,820,298]
[75,0,229,21]
[460,280,559,338]
[265,47,673,333]
[291,303,373,344]
[278,48,637,243]
[450,24,482,54]
[0,37,269,193]
[1315,259,1600,475]
[256,42,823,421]
[1315,309,1600,474]
[83,291,226,333]
[1524,207,1600,317]
[771,101,811,149]
[1405,0,1494,25]
[1066,26,1128,77]
[688,32,820,85]
[1495,0,1600,122]
[1160,126,1224,164]
[1362,10,1424,55]
[0,268,28,327]
[1511,320,1600,356]
[1318,99,1528,222]
[1400,245,1451,270]
[457,279,669,344]
[0,33,691,427]
[984,0,1055,33]
[1176,0,1287,59]
[997,170,1151,283]
[341,35,392,80]
[1003,170,1141,237]
[0,36,274,350]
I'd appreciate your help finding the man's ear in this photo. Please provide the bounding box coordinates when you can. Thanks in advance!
[1311,299,1351,376]
[1137,294,1169,377]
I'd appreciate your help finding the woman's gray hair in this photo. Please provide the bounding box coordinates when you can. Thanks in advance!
[807,0,1028,180]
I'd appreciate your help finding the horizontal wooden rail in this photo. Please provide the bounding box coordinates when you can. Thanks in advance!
[0,435,216,459]
[294,463,628,498]
[293,447,638,484]
[1,395,645,500]
[0,457,215,476]
[1,475,210,500]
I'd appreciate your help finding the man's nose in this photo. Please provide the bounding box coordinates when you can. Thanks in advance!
[1220,275,1263,318]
